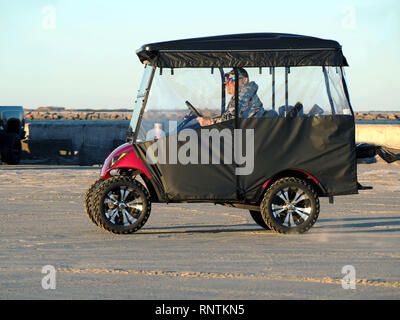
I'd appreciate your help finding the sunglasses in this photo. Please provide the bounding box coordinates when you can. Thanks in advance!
[224,76,236,85]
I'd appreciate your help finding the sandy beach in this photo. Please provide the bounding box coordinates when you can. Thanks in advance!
[0,163,399,299]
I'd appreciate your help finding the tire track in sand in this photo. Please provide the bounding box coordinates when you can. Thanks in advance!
[57,268,400,288]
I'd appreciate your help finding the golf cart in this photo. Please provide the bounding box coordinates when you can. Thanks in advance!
[85,33,361,234]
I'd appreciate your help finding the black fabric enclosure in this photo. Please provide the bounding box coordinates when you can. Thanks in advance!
[136,33,348,68]
[238,116,358,201]
[134,116,358,203]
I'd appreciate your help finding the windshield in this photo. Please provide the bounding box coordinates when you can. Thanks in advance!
[129,65,156,140]
[136,68,224,142]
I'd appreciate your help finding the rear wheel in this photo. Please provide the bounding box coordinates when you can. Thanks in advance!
[260,177,320,234]
[249,210,270,230]
[92,176,151,234]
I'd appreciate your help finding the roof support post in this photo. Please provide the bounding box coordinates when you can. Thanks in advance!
[233,67,241,200]
[270,67,275,111]
[285,67,290,116]
[219,68,226,114]
[340,67,354,116]
[234,67,239,123]
[323,66,336,115]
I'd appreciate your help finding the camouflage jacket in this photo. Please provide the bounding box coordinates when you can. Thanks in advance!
[211,81,264,124]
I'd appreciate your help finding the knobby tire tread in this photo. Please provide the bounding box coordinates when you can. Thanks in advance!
[92,176,151,234]
[260,177,320,234]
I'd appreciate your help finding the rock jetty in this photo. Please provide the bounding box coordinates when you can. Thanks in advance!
[24,109,400,122]
[25,110,132,121]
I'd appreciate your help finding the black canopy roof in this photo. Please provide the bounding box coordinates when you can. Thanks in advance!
[136,33,348,68]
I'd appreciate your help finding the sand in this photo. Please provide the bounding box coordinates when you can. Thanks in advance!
[0,163,399,299]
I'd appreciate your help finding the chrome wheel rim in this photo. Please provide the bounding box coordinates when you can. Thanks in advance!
[103,186,143,226]
[270,186,312,228]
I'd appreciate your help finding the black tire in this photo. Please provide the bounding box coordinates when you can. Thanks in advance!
[249,210,270,230]
[92,176,151,234]
[84,178,104,226]
[260,177,320,234]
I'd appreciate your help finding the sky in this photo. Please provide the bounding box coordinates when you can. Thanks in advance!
[0,0,399,111]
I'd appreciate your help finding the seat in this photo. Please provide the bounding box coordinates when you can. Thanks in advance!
[278,105,294,117]
[262,109,278,118]
[279,102,304,118]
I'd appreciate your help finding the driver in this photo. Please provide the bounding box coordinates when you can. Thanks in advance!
[197,67,264,126]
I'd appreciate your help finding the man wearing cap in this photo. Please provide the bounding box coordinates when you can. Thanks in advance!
[197,67,264,126]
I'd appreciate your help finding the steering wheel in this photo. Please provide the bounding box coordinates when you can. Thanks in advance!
[185,100,202,117]
[175,101,203,132]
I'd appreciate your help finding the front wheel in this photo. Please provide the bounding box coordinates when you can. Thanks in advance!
[84,178,104,226]
[260,177,320,234]
[92,176,151,234]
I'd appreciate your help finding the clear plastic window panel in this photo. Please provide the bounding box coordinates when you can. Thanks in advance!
[137,68,223,142]
[244,66,351,117]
